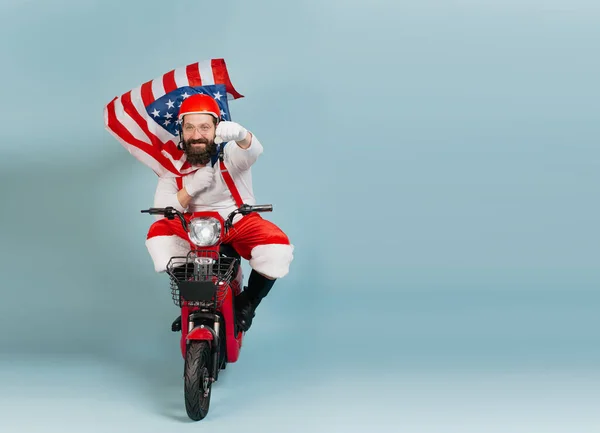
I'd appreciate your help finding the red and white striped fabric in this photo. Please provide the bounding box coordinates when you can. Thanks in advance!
[103,58,243,178]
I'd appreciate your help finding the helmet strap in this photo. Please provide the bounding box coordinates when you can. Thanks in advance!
[177,123,184,150]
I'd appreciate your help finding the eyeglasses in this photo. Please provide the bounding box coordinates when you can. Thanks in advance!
[182,124,214,134]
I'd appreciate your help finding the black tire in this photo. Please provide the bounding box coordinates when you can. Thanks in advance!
[184,341,213,421]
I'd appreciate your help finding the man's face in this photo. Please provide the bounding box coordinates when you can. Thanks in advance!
[181,113,218,165]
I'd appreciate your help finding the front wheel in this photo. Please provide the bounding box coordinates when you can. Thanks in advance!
[184,341,213,421]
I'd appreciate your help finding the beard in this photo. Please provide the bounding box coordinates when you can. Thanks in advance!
[182,137,218,166]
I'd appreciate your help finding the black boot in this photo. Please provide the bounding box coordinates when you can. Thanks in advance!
[235,270,276,332]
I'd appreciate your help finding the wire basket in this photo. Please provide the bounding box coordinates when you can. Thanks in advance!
[166,249,237,309]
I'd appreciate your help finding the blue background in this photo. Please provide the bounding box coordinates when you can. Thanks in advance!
[1,0,599,431]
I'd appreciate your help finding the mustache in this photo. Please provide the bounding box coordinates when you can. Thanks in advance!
[188,138,209,145]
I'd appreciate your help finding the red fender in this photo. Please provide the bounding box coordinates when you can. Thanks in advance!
[187,326,214,342]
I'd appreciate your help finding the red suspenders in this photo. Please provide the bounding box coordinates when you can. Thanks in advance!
[218,158,244,207]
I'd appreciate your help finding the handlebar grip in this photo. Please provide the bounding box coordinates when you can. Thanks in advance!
[251,204,273,212]
[141,207,167,215]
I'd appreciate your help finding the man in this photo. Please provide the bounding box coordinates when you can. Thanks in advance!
[145,93,294,332]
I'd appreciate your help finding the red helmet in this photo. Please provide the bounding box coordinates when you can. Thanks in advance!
[177,93,221,121]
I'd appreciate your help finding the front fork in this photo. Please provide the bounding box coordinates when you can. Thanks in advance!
[182,249,221,375]
[186,311,221,380]
[179,250,242,373]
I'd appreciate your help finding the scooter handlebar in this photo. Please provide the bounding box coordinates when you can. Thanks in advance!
[248,204,273,213]
[141,205,271,234]
[140,207,187,230]
[140,207,168,215]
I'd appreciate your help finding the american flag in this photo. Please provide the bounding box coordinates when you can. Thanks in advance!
[104,58,244,177]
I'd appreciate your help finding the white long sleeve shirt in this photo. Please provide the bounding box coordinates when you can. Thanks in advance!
[152,133,264,220]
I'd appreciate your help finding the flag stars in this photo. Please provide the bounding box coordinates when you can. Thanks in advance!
[151,109,160,117]
[166,99,175,109]
[181,92,190,99]
[165,112,173,119]
[163,119,171,126]
[213,91,222,101]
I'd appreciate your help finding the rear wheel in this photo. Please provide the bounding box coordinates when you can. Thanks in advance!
[184,341,212,421]
[213,323,227,381]
[219,322,227,370]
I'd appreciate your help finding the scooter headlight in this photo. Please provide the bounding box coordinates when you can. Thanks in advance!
[188,217,221,246]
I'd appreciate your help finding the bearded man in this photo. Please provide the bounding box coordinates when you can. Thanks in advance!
[145,93,294,332]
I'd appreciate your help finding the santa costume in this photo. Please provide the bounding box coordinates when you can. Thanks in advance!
[144,93,294,331]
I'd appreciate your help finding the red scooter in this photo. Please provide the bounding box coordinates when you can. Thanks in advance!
[141,203,273,421]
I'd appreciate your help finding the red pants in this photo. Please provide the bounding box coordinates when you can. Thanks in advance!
[145,213,294,279]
